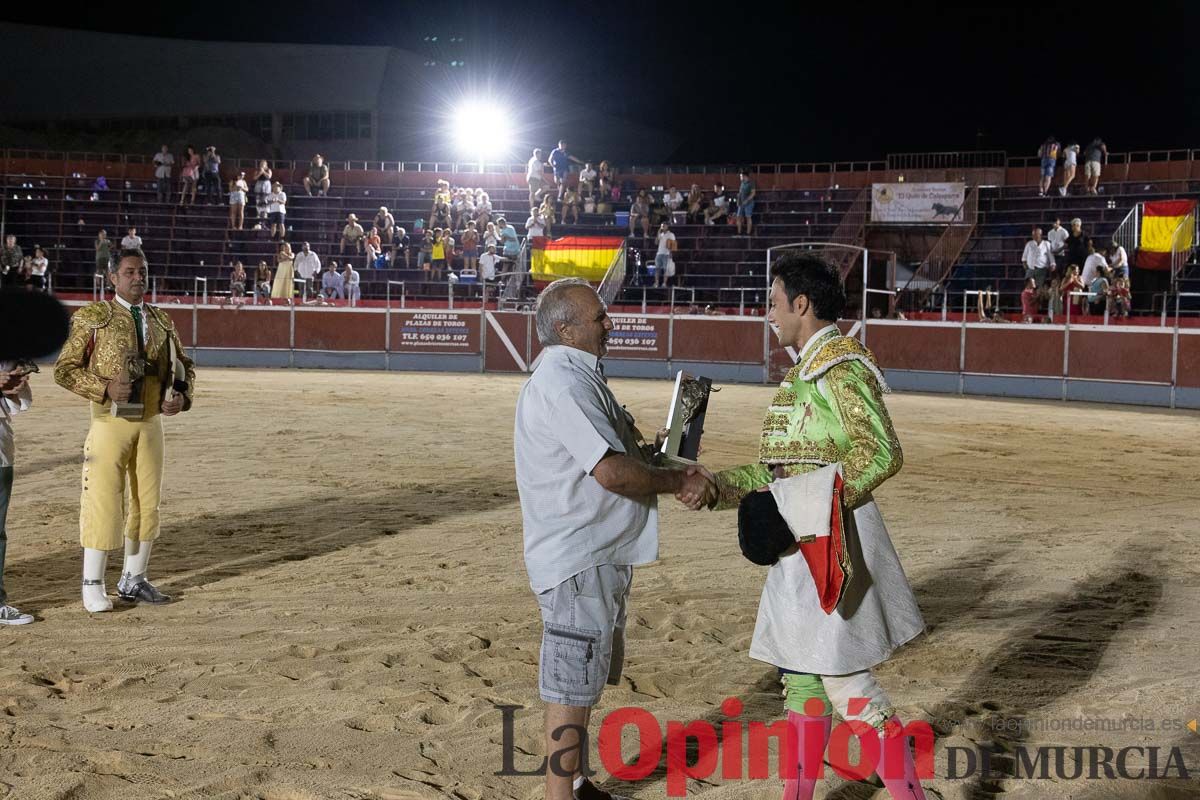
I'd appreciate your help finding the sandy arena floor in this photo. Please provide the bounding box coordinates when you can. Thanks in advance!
[1,368,1198,800]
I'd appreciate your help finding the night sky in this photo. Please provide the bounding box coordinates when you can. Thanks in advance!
[3,1,1198,163]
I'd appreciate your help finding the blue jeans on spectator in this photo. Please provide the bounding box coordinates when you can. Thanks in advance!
[203,172,221,204]
[0,466,12,606]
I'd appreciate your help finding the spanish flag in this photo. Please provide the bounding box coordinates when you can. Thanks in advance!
[529,236,625,283]
[1139,200,1196,271]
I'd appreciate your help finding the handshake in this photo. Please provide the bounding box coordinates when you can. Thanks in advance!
[676,465,718,511]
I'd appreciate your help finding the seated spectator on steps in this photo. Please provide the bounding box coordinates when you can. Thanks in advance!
[392,227,410,268]
[1110,276,1131,318]
[1088,265,1111,315]
[342,261,361,305]
[562,186,581,225]
[340,214,365,254]
[704,183,730,225]
[664,186,685,217]
[121,226,143,251]
[304,154,330,197]
[230,261,247,299]
[322,261,344,299]
[374,207,395,244]
[687,183,705,224]
[629,189,651,238]
[255,261,273,302]
[578,163,597,199]
[538,195,557,237]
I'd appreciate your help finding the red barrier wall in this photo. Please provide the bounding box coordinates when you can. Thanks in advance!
[964,327,1062,376]
[295,309,385,351]
[671,317,763,363]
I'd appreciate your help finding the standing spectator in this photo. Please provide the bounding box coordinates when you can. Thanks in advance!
[1037,135,1060,197]
[30,247,48,292]
[687,183,705,224]
[1108,241,1130,286]
[526,148,547,207]
[343,261,361,305]
[1022,226,1054,287]
[1046,275,1063,321]
[271,242,296,300]
[1081,238,1108,288]
[393,227,410,269]
[0,361,35,626]
[93,230,112,274]
[1065,218,1088,273]
[654,222,677,288]
[1110,276,1131,319]
[1059,143,1079,196]
[416,229,433,272]
[628,189,651,238]
[433,178,451,206]
[365,227,383,267]
[304,154,330,197]
[578,162,597,198]
[201,145,222,204]
[121,226,142,251]
[1046,218,1069,259]
[267,182,288,241]
[255,260,273,302]
[561,185,581,225]
[1084,137,1108,194]
[340,214,365,255]
[294,242,322,298]
[321,261,344,300]
[1,236,21,286]
[1061,264,1086,316]
[461,221,480,276]
[597,160,613,199]
[525,208,547,239]
[548,140,584,201]
[497,217,521,268]
[1020,277,1038,323]
[736,169,757,236]
[179,145,200,206]
[478,243,499,281]
[229,260,248,299]
[704,183,730,225]
[483,221,498,251]
[430,229,448,282]
[374,206,395,245]
[253,160,273,220]
[229,171,248,230]
[153,144,174,203]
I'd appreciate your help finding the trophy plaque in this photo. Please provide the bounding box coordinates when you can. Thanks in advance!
[110,349,146,420]
[658,371,715,466]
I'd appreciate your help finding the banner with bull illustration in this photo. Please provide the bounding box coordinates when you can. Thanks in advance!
[871,182,965,223]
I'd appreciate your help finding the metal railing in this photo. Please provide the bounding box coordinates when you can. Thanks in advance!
[824,187,871,278]
[901,188,979,305]
[1111,204,1140,272]
[1170,212,1197,287]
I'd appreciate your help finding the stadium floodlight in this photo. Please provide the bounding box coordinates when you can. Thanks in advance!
[453,100,512,171]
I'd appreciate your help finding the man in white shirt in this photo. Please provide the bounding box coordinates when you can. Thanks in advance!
[514,278,714,800]
[1046,218,1069,258]
[526,148,546,208]
[267,182,287,241]
[0,362,34,625]
[153,145,174,203]
[525,209,546,239]
[578,163,597,199]
[663,186,684,212]
[1108,241,1130,286]
[342,262,360,305]
[121,227,143,251]
[1081,239,1109,288]
[654,222,677,288]
[321,261,344,300]
[478,244,499,281]
[294,242,321,298]
[1022,226,1054,287]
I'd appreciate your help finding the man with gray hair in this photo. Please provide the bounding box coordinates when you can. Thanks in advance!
[514,278,715,800]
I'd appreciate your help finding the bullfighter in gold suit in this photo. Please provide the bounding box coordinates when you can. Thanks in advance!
[55,247,195,613]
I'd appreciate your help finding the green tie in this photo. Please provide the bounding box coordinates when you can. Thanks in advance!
[130,305,145,354]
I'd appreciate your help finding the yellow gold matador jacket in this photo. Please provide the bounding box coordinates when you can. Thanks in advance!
[54,300,195,416]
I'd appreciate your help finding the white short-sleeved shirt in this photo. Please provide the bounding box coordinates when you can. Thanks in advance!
[268,192,287,213]
[1081,252,1108,286]
[121,235,142,250]
[527,157,544,182]
[294,251,321,279]
[0,360,33,467]
[514,345,658,592]
[656,231,676,255]
[1023,240,1053,270]
[1046,226,1069,254]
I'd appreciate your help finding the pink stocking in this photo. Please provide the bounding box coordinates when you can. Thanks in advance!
[781,711,831,800]
[879,715,928,800]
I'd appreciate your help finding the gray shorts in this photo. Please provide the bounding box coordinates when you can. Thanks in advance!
[535,564,632,706]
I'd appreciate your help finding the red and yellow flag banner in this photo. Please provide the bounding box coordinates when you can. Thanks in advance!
[1139,200,1196,271]
[529,236,624,282]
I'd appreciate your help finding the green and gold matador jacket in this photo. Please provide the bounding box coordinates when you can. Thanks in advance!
[714,326,902,511]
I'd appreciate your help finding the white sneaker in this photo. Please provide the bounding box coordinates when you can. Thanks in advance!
[82,581,113,613]
[0,605,34,625]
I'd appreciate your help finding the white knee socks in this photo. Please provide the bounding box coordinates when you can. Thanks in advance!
[82,548,113,613]
[122,539,153,582]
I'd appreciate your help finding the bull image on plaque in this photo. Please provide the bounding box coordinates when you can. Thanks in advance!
[657,371,715,466]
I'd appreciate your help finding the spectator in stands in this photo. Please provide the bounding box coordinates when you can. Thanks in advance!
[1022,226,1054,287]
[1061,264,1086,316]
[704,183,730,225]
[1065,218,1088,272]
[461,221,480,276]
[736,169,757,236]
[687,183,705,224]
[267,182,288,241]
[474,190,493,230]
[343,261,361,305]
[229,172,248,230]
[663,186,684,217]
[1059,143,1079,196]
[1037,135,1060,197]
[16,256,33,289]
[1021,277,1038,323]
[94,230,111,274]
[294,242,321,297]
[539,195,557,238]
[153,145,174,203]
[255,261,273,302]
[430,229,448,282]
[654,222,677,288]
[1044,276,1063,321]
[578,162,597,199]
[629,189,651,238]
[179,146,200,206]
[1,236,21,286]
[525,208,547,240]
[374,207,395,245]
[479,243,499,282]
[483,221,498,251]
[452,188,473,231]
[497,217,520,267]
[365,227,382,267]
[1081,238,1108,289]
[322,261,344,300]
[202,146,222,205]
[271,241,296,300]
[1110,276,1131,318]
[341,214,365,255]
[526,148,547,207]
[230,261,247,299]
[1084,137,1108,194]
[431,199,452,232]
[121,227,142,251]
[30,247,48,292]
[393,227,410,268]
[1107,240,1130,286]
[417,229,433,272]
[1088,265,1111,315]
[253,161,273,220]
[597,160,613,199]
[304,154,330,197]
[1046,218,1069,260]
[548,140,584,201]
[434,179,451,206]
[562,185,581,225]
